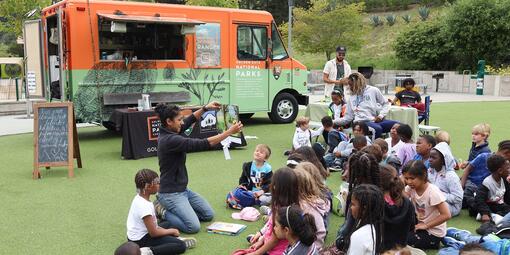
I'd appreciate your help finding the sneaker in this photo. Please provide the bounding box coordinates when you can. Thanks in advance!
[178,237,197,249]
[442,236,465,250]
[492,213,504,225]
[283,150,292,156]
[153,200,167,220]
[446,227,471,239]
[260,205,271,215]
[140,247,154,255]
[328,166,342,172]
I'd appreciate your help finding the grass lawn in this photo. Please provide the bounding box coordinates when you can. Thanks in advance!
[0,101,509,254]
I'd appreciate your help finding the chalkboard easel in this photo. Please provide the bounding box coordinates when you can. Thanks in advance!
[33,102,82,179]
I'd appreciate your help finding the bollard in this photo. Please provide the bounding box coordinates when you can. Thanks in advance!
[15,78,19,101]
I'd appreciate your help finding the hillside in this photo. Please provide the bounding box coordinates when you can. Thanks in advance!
[294,4,447,70]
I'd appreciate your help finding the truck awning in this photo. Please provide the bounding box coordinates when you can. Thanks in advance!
[97,13,205,25]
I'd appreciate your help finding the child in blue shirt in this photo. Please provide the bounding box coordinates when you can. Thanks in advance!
[413,134,436,169]
[460,123,491,169]
[462,140,510,216]
[237,144,273,206]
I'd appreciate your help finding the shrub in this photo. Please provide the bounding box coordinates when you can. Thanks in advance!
[386,14,397,26]
[418,6,430,21]
[370,15,383,27]
[401,14,412,23]
[394,21,456,70]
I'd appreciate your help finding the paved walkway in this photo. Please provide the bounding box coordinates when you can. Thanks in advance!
[1,92,509,137]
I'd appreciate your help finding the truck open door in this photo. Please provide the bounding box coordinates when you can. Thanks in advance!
[23,20,45,99]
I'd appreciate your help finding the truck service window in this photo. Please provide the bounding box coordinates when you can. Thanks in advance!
[237,26,267,60]
[98,19,185,61]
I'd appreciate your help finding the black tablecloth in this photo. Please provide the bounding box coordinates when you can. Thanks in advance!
[110,108,246,159]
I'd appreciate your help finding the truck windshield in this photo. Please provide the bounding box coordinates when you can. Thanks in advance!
[271,22,288,60]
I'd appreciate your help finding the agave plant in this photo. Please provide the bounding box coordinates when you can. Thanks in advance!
[401,14,412,23]
[386,14,397,26]
[418,6,430,21]
[370,15,383,27]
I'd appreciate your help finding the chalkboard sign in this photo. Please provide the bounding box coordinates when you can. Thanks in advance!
[33,102,82,178]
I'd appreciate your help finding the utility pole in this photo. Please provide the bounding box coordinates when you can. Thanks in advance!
[288,0,293,57]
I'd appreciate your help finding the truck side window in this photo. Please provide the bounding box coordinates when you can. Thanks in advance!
[237,26,267,60]
[98,19,185,61]
[271,22,289,60]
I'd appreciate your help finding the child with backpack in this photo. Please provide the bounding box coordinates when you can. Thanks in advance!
[227,144,272,209]
[273,205,319,255]
[127,169,196,255]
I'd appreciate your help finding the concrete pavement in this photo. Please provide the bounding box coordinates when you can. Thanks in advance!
[1,92,509,137]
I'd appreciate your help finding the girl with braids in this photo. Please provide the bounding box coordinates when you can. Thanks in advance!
[293,166,329,247]
[154,102,242,234]
[336,151,381,249]
[344,184,384,255]
[402,160,451,250]
[333,72,398,139]
[245,167,300,255]
[273,205,319,255]
[127,169,196,255]
[379,164,417,252]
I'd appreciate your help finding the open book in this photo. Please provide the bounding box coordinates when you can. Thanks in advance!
[206,221,247,236]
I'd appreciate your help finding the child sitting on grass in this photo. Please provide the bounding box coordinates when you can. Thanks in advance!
[324,121,371,170]
[403,160,451,250]
[396,124,416,172]
[127,169,195,255]
[428,142,463,217]
[462,140,510,215]
[460,123,492,169]
[385,123,403,156]
[273,205,319,255]
[235,144,273,206]
[374,138,402,171]
[413,135,436,169]
[475,154,510,223]
[291,116,323,151]
[321,116,348,154]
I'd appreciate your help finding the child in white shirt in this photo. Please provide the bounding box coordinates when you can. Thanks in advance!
[127,169,196,255]
[292,116,323,150]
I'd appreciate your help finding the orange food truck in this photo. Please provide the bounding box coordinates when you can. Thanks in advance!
[35,0,308,125]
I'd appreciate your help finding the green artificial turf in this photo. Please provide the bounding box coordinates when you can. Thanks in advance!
[0,101,509,254]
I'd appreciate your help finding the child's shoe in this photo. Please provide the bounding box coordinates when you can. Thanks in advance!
[178,237,197,249]
[140,247,154,255]
[283,150,292,156]
[442,236,465,250]
[446,227,471,239]
[328,166,342,172]
[153,200,167,220]
[492,213,503,225]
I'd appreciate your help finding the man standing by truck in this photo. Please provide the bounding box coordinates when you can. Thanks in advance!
[322,46,352,99]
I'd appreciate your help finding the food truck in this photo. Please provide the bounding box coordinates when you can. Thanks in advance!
[32,0,308,124]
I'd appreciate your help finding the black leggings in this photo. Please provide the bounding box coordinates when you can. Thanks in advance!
[407,230,442,250]
[130,234,186,255]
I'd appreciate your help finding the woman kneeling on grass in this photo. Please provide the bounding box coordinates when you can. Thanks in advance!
[155,102,243,234]
[127,169,196,255]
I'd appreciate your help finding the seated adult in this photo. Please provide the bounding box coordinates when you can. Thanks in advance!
[333,72,398,138]
[155,101,242,234]
[391,78,425,113]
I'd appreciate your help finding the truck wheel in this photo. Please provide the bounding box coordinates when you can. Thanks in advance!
[268,93,298,124]
[239,113,255,119]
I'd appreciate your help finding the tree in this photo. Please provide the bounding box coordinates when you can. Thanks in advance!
[186,0,238,8]
[0,0,50,37]
[291,0,364,61]
[445,0,510,70]
[239,0,311,25]
[394,21,456,70]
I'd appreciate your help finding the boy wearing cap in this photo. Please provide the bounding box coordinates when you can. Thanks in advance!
[323,46,352,99]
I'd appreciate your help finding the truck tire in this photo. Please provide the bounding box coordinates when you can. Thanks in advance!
[268,93,298,124]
